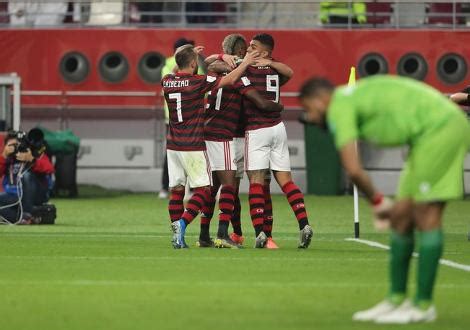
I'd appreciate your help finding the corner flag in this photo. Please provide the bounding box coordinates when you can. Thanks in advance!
[348,67,360,239]
[348,67,356,86]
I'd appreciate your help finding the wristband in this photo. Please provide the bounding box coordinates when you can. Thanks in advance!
[217,53,224,61]
[371,193,384,206]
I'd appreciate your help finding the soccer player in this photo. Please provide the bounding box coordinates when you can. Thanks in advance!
[206,34,295,248]
[298,75,470,323]
[243,33,313,248]
[161,44,259,249]
[202,33,284,249]
[159,37,206,199]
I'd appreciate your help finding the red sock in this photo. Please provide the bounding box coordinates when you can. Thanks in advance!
[168,189,184,223]
[249,183,265,236]
[219,185,235,222]
[181,187,209,225]
[199,186,218,240]
[200,186,218,225]
[217,185,235,237]
[282,181,309,230]
[231,186,242,236]
[263,183,273,237]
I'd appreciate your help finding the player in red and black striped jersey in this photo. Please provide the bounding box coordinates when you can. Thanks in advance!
[205,34,295,248]
[201,34,283,249]
[161,44,260,249]
[243,33,314,249]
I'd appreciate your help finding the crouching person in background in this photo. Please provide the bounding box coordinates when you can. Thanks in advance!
[0,129,54,224]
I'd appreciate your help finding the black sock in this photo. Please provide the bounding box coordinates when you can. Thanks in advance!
[217,221,229,238]
[231,195,243,236]
[200,224,210,241]
[254,225,264,237]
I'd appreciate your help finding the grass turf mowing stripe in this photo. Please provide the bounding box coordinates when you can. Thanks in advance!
[0,280,467,289]
[345,238,470,272]
[0,255,385,261]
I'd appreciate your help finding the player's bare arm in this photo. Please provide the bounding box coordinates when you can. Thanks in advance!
[205,54,237,69]
[218,51,259,88]
[450,92,468,105]
[255,58,294,86]
[244,89,284,113]
[208,60,232,74]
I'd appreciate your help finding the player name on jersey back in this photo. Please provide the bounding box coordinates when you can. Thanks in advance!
[162,73,220,151]
[162,79,190,88]
[243,65,282,131]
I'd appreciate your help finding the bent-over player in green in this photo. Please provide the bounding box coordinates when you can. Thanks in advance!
[299,75,470,324]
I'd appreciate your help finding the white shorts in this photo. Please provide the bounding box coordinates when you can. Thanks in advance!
[167,150,212,188]
[234,137,245,178]
[205,138,245,178]
[245,122,291,172]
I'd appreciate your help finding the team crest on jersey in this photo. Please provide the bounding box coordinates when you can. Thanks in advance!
[241,76,251,86]
[206,75,217,82]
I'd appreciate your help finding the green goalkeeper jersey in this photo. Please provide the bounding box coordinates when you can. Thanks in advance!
[327,75,464,149]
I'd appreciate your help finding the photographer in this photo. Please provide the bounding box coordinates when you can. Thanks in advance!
[0,129,54,224]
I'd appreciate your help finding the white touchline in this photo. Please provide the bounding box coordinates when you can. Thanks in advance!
[345,238,470,273]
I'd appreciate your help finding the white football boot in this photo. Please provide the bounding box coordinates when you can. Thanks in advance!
[375,300,436,324]
[352,299,398,322]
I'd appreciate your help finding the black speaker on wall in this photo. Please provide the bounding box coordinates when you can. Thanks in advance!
[358,53,389,77]
[397,53,428,80]
[436,53,467,84]
[98,51,129,83]
[59,51,90,83]
[138,51,165,84]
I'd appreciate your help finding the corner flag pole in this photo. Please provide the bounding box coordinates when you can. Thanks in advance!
[348,67,360,239]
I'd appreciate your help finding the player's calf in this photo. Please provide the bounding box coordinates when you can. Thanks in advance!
[248,182,265,237]
[279,179,314,248]
[199,185,218,243]
[231,190,243,237]
[168,188,185,223]
[281,181,309,230]
[181,186,210,225]
[263,181,274,237]
[217,184,235,239]
[173,186,210,248]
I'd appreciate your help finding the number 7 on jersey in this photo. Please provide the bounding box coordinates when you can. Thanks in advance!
[169,92,183,122]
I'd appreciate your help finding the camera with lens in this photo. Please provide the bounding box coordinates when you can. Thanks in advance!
[9,128,46,158]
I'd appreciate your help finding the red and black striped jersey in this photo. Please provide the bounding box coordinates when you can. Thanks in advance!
[162,73,221,151]
[242,65,282,131]
[204,74,253,141]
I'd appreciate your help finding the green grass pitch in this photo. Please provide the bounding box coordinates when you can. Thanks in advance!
[0,186,468,330]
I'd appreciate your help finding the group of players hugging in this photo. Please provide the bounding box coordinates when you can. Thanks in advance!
[161,33,313,249]
[163,28,470,323]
